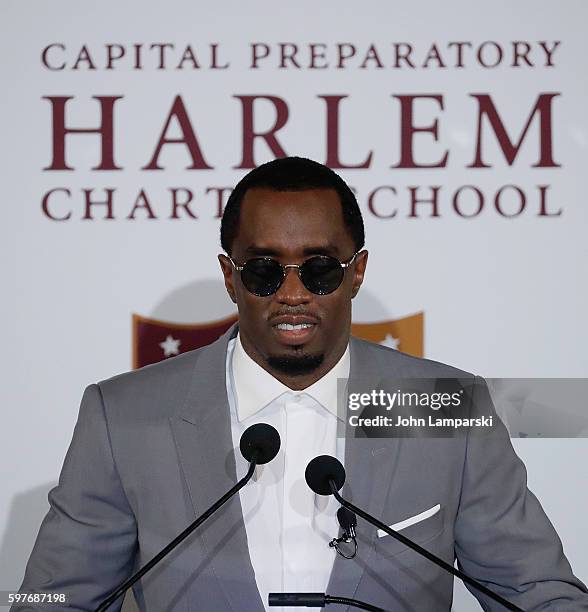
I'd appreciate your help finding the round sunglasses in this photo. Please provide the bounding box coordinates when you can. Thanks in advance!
[227,252,359,296]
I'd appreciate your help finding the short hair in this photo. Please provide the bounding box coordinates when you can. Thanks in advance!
[220,156,365,255]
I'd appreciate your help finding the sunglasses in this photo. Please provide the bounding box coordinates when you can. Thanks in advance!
[227,252,359,296]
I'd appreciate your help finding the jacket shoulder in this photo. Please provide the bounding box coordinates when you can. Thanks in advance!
[101,345,205,387]
[350,336,475,379]
[95,343,216,421]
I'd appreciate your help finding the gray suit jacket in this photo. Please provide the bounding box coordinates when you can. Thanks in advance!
[16,325,588,610]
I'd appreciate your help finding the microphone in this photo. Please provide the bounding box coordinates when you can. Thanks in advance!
[329,507,358,559]
[240,422,281,464]
[95,423,280,612]
[305,456,523,612]
[337,507,357,540]
[305,454,345,494]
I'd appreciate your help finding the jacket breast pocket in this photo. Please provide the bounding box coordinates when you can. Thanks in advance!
[374,504,446,559]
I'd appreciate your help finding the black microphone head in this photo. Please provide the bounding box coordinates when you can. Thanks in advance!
[337,506,357,530]
[305,455,346,495]
[240,423,281,465]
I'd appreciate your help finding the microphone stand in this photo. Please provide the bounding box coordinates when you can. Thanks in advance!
[269,592,385,611]
[95,455,258,612]
[329,480,523,612]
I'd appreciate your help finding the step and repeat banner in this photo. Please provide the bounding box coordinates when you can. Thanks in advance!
[1,1,587,607]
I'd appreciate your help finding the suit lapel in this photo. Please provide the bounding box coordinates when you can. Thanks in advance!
[169,325,264,612]
[327,337,401,606]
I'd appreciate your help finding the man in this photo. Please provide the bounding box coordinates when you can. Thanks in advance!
[16,157,588,610]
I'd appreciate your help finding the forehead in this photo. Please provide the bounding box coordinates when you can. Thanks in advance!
[235,187,353,257]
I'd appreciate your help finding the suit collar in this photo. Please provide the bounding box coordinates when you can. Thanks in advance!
[176,323,238,425]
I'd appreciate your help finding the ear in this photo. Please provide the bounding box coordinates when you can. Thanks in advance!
[218,254,237,304]
[351,250,368,299]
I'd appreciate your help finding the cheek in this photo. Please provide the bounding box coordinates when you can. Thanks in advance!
[236,293,271,326]
[320,297,352,331]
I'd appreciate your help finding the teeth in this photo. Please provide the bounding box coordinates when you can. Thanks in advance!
[276,323,314,330]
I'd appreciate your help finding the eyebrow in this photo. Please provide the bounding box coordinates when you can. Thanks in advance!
[244,244,341,257]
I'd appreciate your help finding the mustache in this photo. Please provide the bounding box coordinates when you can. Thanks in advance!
[269,308,321,321]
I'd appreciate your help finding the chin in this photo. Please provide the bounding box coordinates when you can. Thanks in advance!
[267,351,324,376]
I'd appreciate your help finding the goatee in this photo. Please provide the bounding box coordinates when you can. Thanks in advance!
[267,352,324,376]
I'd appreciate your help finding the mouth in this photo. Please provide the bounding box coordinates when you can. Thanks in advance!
[270,316,319,346]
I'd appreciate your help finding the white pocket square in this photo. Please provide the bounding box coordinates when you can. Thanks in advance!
[377,504,441,538]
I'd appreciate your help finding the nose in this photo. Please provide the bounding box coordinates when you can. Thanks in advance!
[274,266,311,305]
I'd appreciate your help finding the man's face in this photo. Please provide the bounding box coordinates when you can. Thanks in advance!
[219,187,367,389]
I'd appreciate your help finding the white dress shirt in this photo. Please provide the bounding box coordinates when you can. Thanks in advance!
[226,334,349,611]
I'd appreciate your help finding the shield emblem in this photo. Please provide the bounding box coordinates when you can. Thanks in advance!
[351,312,424,358]
[132,311,423,369]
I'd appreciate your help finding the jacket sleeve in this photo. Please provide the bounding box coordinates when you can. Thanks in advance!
[454,377,588,610]
[12,384,138,611]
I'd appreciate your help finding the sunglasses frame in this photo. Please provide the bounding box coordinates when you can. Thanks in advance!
[227,251,360,296]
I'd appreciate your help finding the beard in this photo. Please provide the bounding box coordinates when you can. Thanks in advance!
[267,350,324,376]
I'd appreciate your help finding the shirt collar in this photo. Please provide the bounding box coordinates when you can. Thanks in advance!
[231,333,350,422]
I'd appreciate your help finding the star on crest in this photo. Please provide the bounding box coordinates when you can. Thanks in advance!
[159,335,181,357]
[380,334,400,350]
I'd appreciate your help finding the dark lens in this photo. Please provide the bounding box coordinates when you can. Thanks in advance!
[241,258,284,296]
[300,256,344,295]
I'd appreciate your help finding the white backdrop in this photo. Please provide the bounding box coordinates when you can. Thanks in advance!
[1,1,587,609]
